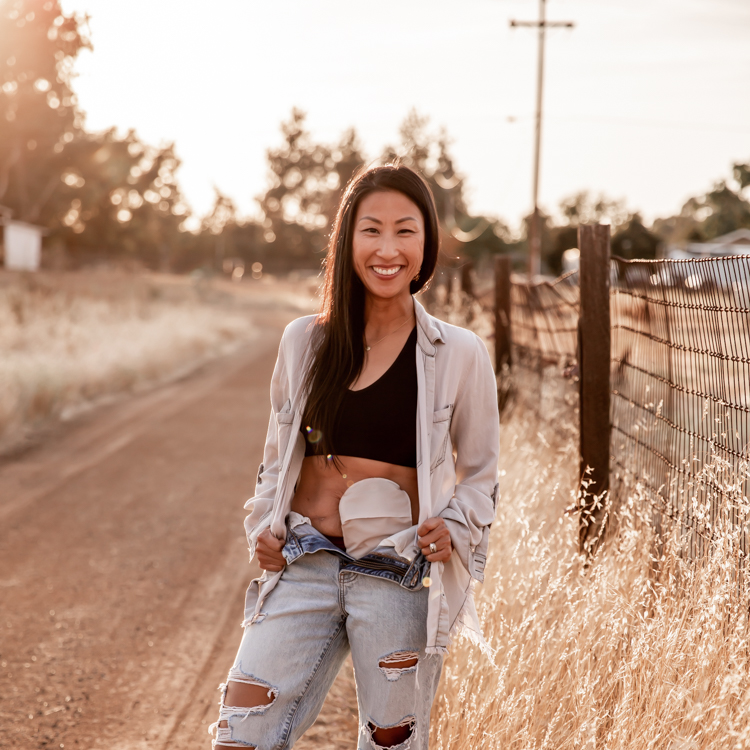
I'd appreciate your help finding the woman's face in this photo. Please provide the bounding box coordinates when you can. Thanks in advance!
[351,190,425,303]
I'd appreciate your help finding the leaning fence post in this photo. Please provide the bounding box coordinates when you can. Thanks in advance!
[494,256,512,372]
[577,224,611,553]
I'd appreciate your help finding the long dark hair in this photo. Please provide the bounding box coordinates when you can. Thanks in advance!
[301,163,440,458]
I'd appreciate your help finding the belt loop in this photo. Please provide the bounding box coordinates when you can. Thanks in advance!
[282,527,303,564]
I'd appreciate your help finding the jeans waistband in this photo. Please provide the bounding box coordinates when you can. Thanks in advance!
[283,522,430,591]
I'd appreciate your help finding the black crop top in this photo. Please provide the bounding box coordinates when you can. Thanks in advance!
[302,326,417,468]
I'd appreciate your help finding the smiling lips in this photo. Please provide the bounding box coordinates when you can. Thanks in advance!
[371,265,402,277]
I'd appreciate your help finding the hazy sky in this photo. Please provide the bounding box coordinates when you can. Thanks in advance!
[60,0,750,230]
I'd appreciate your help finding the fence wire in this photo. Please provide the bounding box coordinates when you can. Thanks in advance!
[610,256,750,553]
[510,270,579,367]
[509,255,750,553]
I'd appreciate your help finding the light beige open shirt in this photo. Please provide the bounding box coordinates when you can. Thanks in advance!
[244,298,500,655]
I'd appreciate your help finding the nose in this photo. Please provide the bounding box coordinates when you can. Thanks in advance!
[375,232,401,261]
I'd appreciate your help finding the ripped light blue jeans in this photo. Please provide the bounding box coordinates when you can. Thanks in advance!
[210,522,443,750]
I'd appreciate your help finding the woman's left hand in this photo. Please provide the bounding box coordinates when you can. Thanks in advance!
[418,517,453,562]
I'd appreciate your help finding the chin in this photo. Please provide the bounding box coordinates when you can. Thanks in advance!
[365,283,411,300]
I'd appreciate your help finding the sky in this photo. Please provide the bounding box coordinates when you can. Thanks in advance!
[60,0,750,231]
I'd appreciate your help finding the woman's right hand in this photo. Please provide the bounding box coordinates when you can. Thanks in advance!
[256,528,286,572]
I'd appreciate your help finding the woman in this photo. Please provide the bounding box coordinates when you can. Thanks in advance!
[210,164,499,750]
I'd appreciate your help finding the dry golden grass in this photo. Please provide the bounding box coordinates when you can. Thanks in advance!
[0,269,264,449]
[432,369,750,750]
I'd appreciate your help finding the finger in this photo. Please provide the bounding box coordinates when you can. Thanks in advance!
[257,554,285,571]
[256,541,279,558]
[256,543,286,562]
[417,517,442,537]
[259,530,285,551]
[418,527,450,547]
[267,536,285,551]
[420,536,451,558]
[419,529,449,547]
[421,551,447,562]
[424,545,452,563]
[259,562,285,572]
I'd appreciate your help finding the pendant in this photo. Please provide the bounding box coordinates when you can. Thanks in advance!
[365,345,371,351]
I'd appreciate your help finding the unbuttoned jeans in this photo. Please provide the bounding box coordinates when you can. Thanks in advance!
[210,523,443,750]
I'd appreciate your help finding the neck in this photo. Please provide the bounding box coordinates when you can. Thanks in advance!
[364,293,414,332]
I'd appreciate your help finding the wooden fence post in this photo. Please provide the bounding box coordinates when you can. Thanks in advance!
[494,256,512,373]
[578,224,611,553]
[460,259,475,298]
[494,256,513,409]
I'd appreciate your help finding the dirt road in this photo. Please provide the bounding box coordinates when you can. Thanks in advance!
[0,307,357,749]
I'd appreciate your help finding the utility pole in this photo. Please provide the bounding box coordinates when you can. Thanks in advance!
[511,1,574,277]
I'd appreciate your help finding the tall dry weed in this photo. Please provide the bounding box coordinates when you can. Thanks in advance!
[432,368,750,750]
[0,271,257,447]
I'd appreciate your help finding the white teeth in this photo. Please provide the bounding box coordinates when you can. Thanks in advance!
[372,266,400,276]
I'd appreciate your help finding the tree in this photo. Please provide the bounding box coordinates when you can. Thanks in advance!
[652,161,750,246]
[186,188,264,274]
[201,187,238,270]
[0,1,194,269]
[0,0,90,223]
[54,129,190,268]
[257,109,365,270]
[381,110,508,265]
[546,191,630,274]
[255,109,510,273]
[733,161,750,193]
[611,214,660,260]
[558,190,629,229]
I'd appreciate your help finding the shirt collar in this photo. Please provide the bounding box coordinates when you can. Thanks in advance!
[413,297,444,356]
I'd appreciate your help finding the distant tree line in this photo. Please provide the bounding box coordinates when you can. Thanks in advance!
[1,0,748,276]
[539,159,750,274]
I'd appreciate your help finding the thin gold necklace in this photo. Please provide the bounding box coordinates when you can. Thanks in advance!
[365,315,413,352]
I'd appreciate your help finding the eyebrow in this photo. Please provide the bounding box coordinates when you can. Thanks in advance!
[358,216,419,224]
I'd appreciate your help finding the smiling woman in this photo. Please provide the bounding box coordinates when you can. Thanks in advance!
[208,164,499,750]
[353,190,424,295]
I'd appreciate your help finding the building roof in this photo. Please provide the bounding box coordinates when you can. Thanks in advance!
[667,228,750,259]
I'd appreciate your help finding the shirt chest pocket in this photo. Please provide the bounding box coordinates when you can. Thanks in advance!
[430,404,453,472]
[276,400,295,459]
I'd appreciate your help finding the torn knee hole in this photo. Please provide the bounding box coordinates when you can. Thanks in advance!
[214,739,255,750]
[367,716,416,749]
[223,664,278,710]
[211,665,279,741]
[378,650,419,680]
[210,714,257,748]
[225,679,276,710]
[209,669,273,747]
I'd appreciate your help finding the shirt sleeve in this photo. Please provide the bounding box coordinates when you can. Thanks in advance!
[439,333,500,582]
[243,329,291,558]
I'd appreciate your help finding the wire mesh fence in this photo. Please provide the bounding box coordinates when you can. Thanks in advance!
[610,256,750,553]
[510,270,579,368]
[507,253,750,554]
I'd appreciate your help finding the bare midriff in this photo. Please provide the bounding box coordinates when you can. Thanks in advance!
[290,455,419,536]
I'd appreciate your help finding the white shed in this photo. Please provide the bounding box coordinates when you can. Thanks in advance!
[1,209,46,271]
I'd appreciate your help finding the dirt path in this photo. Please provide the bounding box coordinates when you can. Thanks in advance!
[0,308,357,749]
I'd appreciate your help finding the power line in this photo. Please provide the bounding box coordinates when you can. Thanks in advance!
[502,112,749,134]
